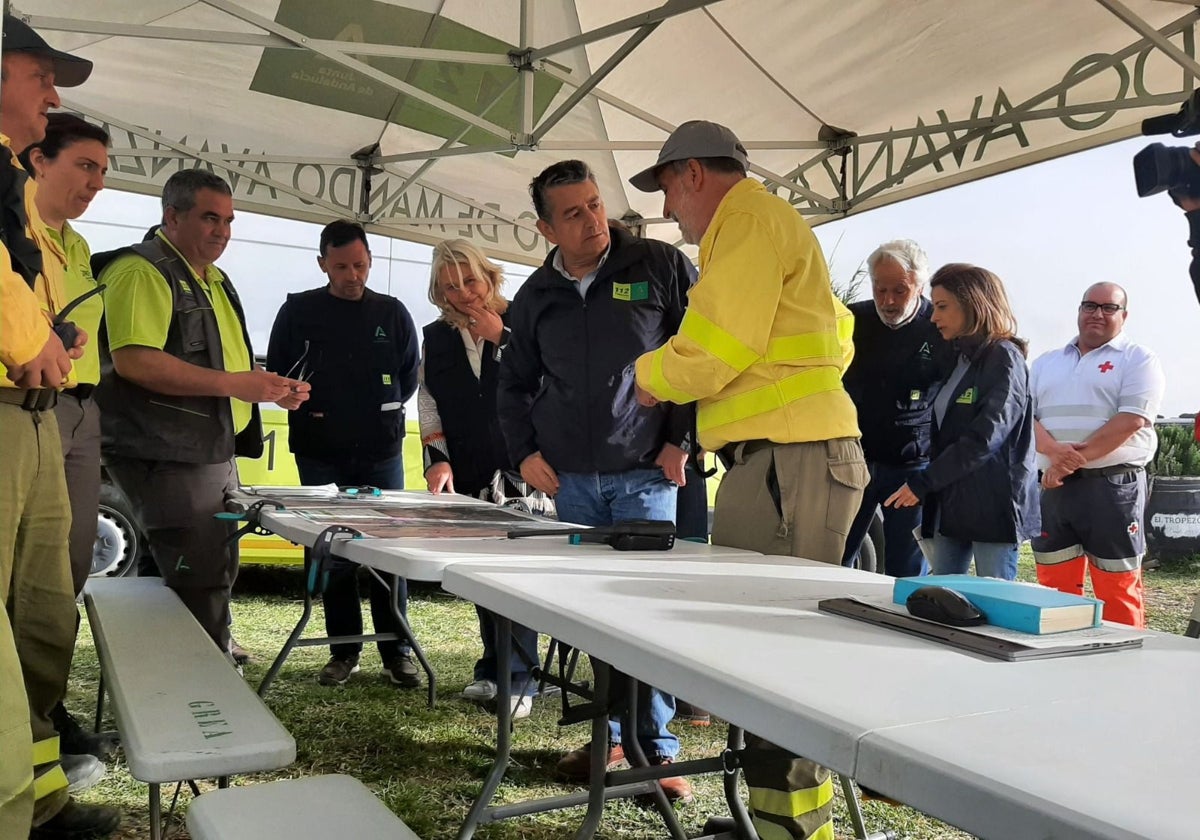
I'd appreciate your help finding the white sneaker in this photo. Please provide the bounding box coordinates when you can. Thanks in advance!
[461,679,497,702]
[511,694,534,720]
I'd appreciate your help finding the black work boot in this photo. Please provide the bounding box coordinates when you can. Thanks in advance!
[51,702,119,762]
[30,798,121,838]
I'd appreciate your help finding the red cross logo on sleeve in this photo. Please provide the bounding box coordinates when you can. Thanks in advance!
[1098,361,1114,373]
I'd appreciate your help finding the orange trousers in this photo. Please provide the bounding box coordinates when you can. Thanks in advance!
[1035,555,1144,628]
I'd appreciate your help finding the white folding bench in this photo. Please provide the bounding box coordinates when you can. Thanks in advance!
[186,775,421,839]
[84,577,296,840]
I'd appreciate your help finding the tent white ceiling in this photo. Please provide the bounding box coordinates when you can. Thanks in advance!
[15,0,1200,264]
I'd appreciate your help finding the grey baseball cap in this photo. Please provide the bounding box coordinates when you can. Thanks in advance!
[3,15,93,88]
[628,120,749,192]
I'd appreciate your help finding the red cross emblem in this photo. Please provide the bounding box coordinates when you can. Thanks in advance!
[1127,521,1139,536]
[1099,361,1114,373]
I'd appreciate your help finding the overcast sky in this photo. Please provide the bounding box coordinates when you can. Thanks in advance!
[813,135,1194,416]
[76,133,1196,415]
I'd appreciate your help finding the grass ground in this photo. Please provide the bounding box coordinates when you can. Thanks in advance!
[70,549,1200,840]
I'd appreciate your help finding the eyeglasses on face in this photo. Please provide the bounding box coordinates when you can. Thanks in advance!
[1078,301,1125,315]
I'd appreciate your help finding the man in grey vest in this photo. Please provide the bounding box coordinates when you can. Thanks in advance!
[95,170,310,653]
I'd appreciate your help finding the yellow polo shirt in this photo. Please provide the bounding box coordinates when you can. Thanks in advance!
[47,222,103,385]
[102,231,252,432]
[0,135,71,388]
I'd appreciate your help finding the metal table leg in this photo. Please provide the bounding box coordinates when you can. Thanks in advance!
[723,726,758,840]
[374,567,436,707]
[456,614,514,840]
[257,551,316,697]
[612,678,687,840]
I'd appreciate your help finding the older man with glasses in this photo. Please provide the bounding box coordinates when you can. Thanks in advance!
[1030,282,1165,627]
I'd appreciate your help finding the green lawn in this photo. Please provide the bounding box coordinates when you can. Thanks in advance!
[70,550,1200,839]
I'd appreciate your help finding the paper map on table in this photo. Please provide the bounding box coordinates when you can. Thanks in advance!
[290,504,575,539]
[236,486,485,508]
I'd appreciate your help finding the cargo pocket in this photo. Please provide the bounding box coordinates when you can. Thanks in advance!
[825,439,869,536]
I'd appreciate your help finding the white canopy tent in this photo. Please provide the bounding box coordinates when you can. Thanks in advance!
[15,0,1200,265]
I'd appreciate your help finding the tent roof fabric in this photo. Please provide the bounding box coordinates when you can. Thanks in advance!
[16,0,1200,264]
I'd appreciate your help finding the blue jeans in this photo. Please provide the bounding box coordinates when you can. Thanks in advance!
[295,453,411,659]
[555,468,678,526]
[474,606,539,697]
[554,468,679,759]
[841,462,928,577]
[929,534,1019,580]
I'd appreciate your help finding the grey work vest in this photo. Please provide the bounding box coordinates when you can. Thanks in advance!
[96,238,263,464]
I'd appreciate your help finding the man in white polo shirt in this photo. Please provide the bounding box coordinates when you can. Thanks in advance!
[1030,282,1165,627]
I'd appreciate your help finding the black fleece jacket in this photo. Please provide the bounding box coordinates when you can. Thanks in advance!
[498,227,696,474]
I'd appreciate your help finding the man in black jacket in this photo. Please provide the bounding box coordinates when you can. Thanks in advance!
[267,220,420,688]
[498,159,695,802]
[842,240,948,577]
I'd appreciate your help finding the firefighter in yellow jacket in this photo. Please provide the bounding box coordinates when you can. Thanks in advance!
[631,120,867,840]
[0,15,121,838]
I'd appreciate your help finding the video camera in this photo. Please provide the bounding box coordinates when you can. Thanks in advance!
[1134,89,1200,198]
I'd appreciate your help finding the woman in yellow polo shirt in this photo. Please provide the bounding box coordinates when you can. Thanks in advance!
[20,113,116,764]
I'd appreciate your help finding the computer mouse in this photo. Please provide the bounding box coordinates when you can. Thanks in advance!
[905,586,986,627]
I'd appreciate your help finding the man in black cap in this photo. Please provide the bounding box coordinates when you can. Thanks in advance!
[0,13,121,839]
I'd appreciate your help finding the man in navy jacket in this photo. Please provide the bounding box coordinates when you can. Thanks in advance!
[498,159,696,802]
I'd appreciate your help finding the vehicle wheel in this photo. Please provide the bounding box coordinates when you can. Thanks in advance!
[93,484,141,578]
[856,530,878,573]
[866,505,886,574]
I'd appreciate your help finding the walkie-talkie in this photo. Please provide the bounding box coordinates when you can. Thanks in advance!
[507,519,676,551]
[52,284,105,349]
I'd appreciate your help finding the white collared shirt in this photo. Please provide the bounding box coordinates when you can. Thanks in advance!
[552,245,610,299]
[1029,332,1166,469]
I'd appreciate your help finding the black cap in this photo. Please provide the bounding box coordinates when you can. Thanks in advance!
[3,15,92,88]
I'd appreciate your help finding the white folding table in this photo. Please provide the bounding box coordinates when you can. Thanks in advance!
[233,489,562,702]
[443,554,1200,840]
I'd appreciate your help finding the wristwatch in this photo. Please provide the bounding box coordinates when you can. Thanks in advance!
[493,326,512,362]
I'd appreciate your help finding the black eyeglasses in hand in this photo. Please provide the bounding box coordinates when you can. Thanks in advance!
[283,340,313,382]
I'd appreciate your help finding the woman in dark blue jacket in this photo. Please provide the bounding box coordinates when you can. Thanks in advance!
[884,263,1039,580]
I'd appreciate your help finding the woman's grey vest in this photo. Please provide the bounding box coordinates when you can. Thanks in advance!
[95,237,263,464]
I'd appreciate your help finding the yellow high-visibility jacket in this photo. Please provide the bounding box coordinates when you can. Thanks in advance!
[635,179,859,451]
[0,136,70,386]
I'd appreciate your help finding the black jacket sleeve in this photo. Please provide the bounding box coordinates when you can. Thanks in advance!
[266,297,293,377]
[1186,208,1200,307]
[393,301,420,403]
[908,341,1029,496]
[497,292,543,467]
[661,248,699,450]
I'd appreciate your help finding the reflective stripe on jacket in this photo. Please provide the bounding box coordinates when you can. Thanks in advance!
[635,179,859,451]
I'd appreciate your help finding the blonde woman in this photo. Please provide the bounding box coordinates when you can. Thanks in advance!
[417,238,537,717]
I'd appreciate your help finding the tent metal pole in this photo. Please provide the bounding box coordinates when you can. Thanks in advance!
[532,24,658,143]
[530,0,721,61]
[1095,0,1200,78]
[22,14,512,63]
[519,0,535,138]
[199,0,514,142]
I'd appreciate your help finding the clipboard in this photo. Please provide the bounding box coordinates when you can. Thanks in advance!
[818,597,1144,661]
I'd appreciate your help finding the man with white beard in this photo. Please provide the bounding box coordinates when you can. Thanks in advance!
[841,240,950,576]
